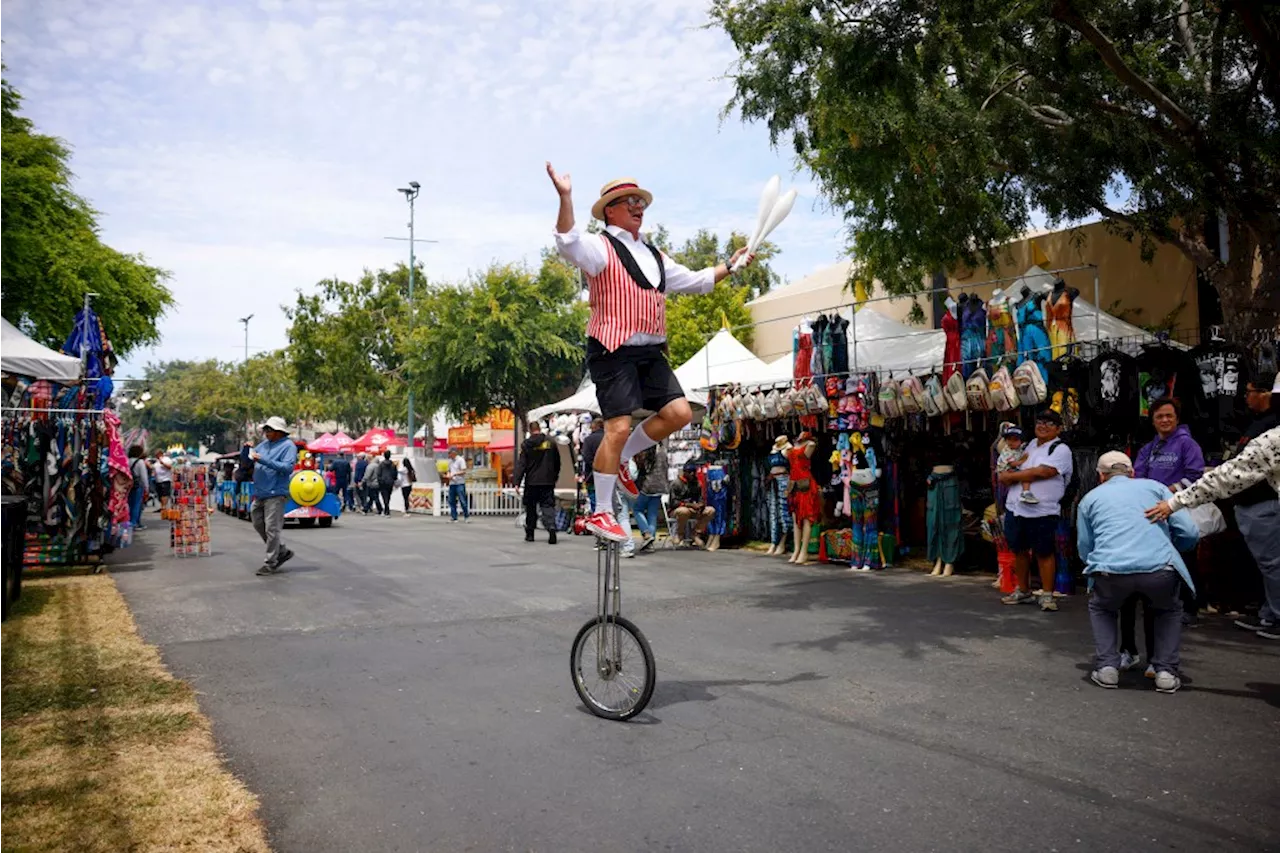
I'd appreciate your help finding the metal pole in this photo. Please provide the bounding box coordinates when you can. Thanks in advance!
[407,192,416,454]
[1093,267,1100,344]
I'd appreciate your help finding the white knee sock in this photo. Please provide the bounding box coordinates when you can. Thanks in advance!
[620,416,659,463]
[593,472,617,513]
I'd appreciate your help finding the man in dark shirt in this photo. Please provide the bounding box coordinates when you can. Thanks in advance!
[669,462,714,547]
[333,455,353,510]
[514,421,562,543]
[1232,372,1280,634]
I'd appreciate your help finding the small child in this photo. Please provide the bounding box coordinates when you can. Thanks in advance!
[996,425,1038,504]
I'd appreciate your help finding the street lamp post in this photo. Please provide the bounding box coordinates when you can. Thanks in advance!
[397,181,421,454]
[238,314,254,363]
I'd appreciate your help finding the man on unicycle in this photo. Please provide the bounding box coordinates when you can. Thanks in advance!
[547,162,754,542]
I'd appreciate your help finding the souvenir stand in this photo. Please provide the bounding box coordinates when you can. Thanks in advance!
[1,317,125,568]
[699,265,1279,590]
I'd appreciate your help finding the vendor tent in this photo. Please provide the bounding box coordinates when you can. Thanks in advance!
[351,428,396,453]
[308,433,340,452]
[1,318,82,384]
[332,431,356,451]
[528,376,601,421]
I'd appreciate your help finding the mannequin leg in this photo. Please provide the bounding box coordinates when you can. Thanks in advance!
[930,558,943,577]
[789,514,803,562]
[942,562,954,577]
[707,533,721,552]
[795,520,813,565]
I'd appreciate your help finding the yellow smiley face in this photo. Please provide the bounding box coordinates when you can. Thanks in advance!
[290,470,326,507]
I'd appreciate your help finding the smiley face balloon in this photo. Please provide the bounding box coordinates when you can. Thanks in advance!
[289,469,327,507]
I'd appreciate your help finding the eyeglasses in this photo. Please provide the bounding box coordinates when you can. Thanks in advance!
[606,194,648,210]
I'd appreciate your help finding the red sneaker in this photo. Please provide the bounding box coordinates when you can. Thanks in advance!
[617,464,639,499]
[584,511,627,542]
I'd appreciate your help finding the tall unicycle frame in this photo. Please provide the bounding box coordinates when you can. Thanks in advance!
[570,538,655,720]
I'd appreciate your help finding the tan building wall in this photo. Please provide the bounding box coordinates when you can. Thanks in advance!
[747,220,1200,361]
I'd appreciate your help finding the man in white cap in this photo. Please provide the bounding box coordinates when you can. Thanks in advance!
[1076,451,1199,693]
[546,162,755,541]
[242,416,299,576]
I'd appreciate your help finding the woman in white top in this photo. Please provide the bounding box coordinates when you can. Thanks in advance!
[397,457,416,516]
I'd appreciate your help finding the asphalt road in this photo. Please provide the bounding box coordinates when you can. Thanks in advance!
[112,509,1280,853]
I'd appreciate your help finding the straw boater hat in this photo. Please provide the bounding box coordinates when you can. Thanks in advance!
[772,435,792,453]
[591,177,654,221]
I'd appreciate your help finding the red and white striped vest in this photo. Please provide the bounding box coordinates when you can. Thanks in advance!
[585,234,667,352]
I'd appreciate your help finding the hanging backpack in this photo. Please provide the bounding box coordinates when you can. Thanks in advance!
[878,378,902,419]
[899,375,925,415]
[944,372,968,412]
[966,368,993,411]
[923,375,948,416]
[1012,360,1048,406]
[763,389,780,419]
[988,365,1019,412]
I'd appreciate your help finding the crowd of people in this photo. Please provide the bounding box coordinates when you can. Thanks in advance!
[124,446,175,530]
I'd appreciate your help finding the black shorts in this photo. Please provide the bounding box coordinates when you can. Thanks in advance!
[586,338,685,420]
[155,481,172,498]
[1004,511,1058,557]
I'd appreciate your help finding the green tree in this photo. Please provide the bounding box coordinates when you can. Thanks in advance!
[711,0,1279,334]
[285,266,413,433]
[408,253,588,441]
[1,76,174,356]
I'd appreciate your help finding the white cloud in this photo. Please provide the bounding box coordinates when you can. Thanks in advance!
[3,0,850,378]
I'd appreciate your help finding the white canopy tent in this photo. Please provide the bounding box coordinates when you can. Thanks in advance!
[1,318,82,384]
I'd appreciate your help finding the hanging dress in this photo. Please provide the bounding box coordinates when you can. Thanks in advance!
[829,314,850,377]
[1047,287,1077,359]
[767,451,793,546]
[941,307,962,381]
[985,297,1018,370]
[960,297,987,377]
[705,466,729,536]
[1016,296,1051,382]
[787,445,822,524]
[794,322,814,383]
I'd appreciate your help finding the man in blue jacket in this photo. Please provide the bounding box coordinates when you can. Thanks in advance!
[1077,451,1200,694]
[332,454,353,510]
[242,416,299,576]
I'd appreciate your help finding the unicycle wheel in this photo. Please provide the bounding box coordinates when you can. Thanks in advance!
[570,615,655,721]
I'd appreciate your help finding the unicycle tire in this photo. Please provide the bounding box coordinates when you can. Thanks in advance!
[570,615,655,721]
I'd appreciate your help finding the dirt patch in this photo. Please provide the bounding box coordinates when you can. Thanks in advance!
[2,575,270,852]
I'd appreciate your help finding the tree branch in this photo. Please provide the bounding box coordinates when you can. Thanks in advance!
[980,70,1030,112]
[1177,0,1200,70]
[1006,93,1074,127]
[1050,0,1199,135]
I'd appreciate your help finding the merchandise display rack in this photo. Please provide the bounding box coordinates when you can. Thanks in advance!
[166,464,212,557]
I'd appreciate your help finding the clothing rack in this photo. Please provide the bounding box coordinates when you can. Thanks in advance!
[2,407,107,415]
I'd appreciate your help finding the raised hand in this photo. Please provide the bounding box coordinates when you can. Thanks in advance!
[546,161,571,196]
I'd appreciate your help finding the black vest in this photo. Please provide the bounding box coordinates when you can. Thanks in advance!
[601,231,666,293]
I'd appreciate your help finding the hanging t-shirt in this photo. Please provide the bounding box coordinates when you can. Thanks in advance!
[1087,349,1140,442]
[1189,342,1253,445]
[1135,344,1206,432]
[1047,357,1090,437]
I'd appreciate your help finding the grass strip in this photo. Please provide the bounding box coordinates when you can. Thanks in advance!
[2,575,270,852]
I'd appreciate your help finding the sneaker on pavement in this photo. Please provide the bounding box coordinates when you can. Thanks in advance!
[1091,666,1119,689]
[255,564,278,576]
[524,530,535,542]
[1256,626,1280,640]
[1145,664,1156,679]
[1001,589,1035,605]
[639,535,656,553]
[1119,651,1142,672]
[1154,671,1181,694]
[1234,618,1276,632]
[617,465,639,499]
[585,511,628,542]
[1039,593,1058,612]
[548,530,557,545]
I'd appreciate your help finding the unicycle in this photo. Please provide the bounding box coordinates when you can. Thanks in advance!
[570,538,655,721]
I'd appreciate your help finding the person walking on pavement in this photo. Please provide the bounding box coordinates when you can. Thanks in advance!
[447,448,470,522]
[514,420,561,543]
[361,451,383,515]
[547,162,755,541]
[376,449,397,517]
[1077,452,1200,693]
[127,445,149,530]
[1147,421,1280,641]
[353,453,369,513]
[333,454,353,511]
[152,452,174,514]
[398,455,416,516]
[243,416,299,576]
[632,443,668,551]
[579,418,604,511]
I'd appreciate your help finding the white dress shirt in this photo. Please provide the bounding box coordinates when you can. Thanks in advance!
[555,224,716,347]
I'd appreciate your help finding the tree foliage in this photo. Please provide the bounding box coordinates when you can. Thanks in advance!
[408,253,588,429]
[1,76,174,356]
[285,266,414,433]
[711,0,1280,333]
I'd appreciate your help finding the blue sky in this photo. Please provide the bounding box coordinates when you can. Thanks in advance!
[3,0,852,378]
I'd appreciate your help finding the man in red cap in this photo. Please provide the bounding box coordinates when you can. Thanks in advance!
[546,162,754,541]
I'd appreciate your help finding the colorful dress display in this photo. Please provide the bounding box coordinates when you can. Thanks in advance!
[847,482,881,569]
[767,450,793,547]
[960,296,987,378]
[705,466,728,536]
[1047,286,1077,359]
[1016,295,1051,382]
[941,306,962,381]
[985,297,1018,369]
[787,444,821,523]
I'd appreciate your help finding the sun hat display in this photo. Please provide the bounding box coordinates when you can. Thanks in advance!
[591,177,654,221]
